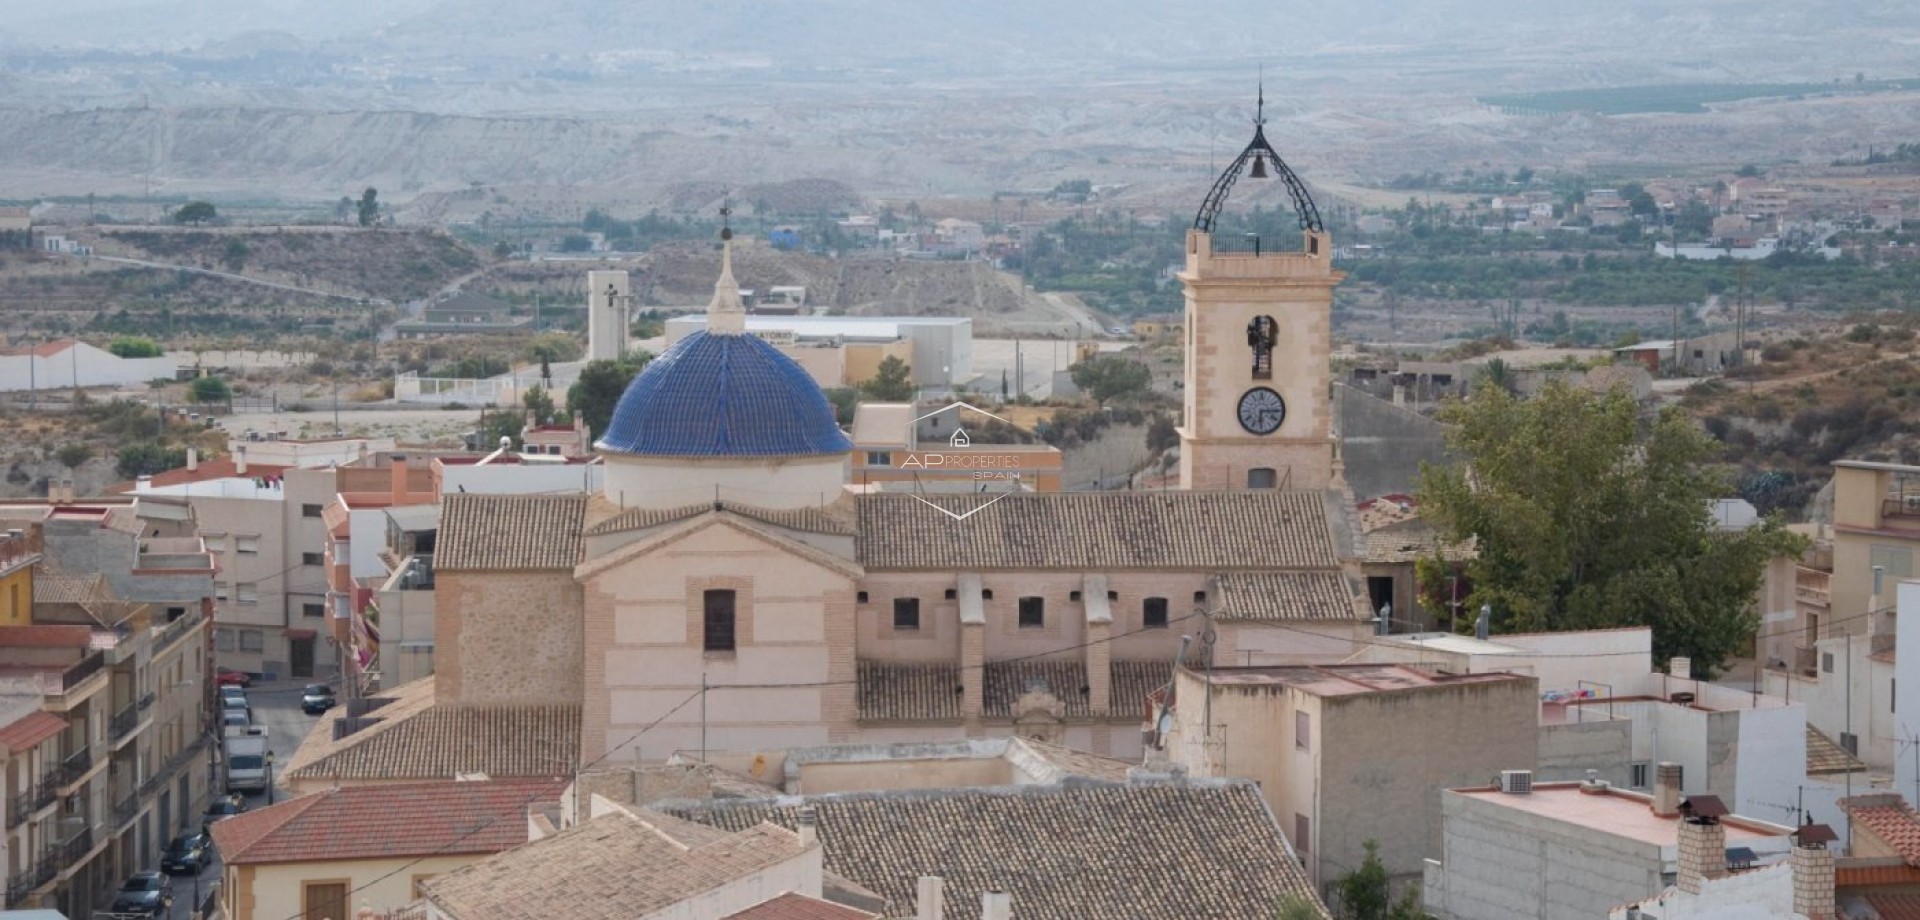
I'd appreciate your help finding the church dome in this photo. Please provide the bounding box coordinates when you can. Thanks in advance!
[596,328,853,457]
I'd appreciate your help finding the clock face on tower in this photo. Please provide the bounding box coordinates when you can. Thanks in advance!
[1237,387,1286,435]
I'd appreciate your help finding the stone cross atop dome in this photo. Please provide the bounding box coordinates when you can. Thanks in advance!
[707,207,746,335]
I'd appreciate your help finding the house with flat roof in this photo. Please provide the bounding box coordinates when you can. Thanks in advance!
[1162,663,1539,893]
[1424,768,1796,920]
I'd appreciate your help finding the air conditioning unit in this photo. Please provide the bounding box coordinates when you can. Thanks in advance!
[1499,770,1533,795]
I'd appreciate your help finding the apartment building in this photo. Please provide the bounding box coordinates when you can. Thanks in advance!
[0,519,214,917]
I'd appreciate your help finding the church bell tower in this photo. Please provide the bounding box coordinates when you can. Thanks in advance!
[1178,88,1343,491]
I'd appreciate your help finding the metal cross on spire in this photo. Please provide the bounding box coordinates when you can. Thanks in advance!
[1256,66,1266,127]
[719,201,734,241]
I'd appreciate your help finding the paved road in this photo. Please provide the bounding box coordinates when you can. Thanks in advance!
[50,251,375,304]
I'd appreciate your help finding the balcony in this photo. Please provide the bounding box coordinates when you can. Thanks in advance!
[51,747,92,792]
[109,705,145,747]
[137,691,156,712]
[0,527,43,574]
[8,782,54,829]
[1794,567,1831,607]
[1882,496,1920,531]
[55,825,92,868]
[153,606,204,653]
[109,792,139,830]
[5,856,55,903]
[141,735,211,798]
[40,652,108,709]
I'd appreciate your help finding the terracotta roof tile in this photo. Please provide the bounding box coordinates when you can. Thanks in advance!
[856,659,1181,723]
[32,567,105,605]
[420,811,810,920]
[723,893,877,920]
[1845,796,1920,865]
[1865,892,1920,920]
[286,697,580,783]
[1838,864,1920,887]
[438,493,586,571]
[1212,571,1362,621]
[586,501,855,538]
[1808,726,1865,775]
[662,781,1328,920]
[1361,527,1475,564]
[855,491,1340,571]
[0,711,66,752]
[213,778,565,866]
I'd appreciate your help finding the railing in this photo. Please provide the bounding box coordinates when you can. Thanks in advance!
[154,606,204,652]
[137,691,156,712]
[1794,567,1831,606]
[141,735,211,798]
[54,652,105,693]
[1883,496,1920,522]
[0,527,43,570]
[56,826,92,866]
[8,782,53,828]
[52,747,92,787]
[110,792,139,829]
[5,855,55,902]
[109,706,140,743]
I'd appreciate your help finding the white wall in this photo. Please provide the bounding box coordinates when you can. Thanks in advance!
[1732,703,1811,830]
[1894,580,1920,802]
[348,508,387,579]
[1487,629,1651,695]
[0,343,177,392]
[440,463,604,495]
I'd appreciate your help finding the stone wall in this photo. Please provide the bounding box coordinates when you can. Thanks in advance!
[1334,383,1452,502]
[437,569,584,707]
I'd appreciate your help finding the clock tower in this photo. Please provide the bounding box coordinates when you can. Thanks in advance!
[1178,90,1344,491]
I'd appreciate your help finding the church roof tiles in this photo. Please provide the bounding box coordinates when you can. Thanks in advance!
[855,490,1340,571]
[438,493,586,571]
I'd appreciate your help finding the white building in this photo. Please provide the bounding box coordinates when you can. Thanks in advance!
[0,339,179,392]
[663,315,973,388]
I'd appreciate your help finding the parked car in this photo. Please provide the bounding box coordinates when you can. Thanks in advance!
[160,832,212,874]
[110,870,173,916]
[300,684,337,715]
[221,710,252,733]
[219,685,248,707]
[215,667,251,687]
[203,796,246,833]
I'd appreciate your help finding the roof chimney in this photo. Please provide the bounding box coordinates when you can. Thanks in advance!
[1475,603,1491,640]
[796,805,818,849]
[980,889,1011,920]
[1652,762,1682,818]
[235,445,247,475]
[186,447,198,472]
[1670,656,1693,681]
[1675,797,1727,895]
[1792,824,1838,920]
[390,453,409,500]
[134,475,151,495]
[916,876,944,920]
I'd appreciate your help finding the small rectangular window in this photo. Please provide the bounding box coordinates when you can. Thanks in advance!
[1631,763,1648,788]
[236,583,258,604]
[1069,590,1082,602]
[1018,596,1044,629]
[981,589,994,600]
[1295,710,1310,751]
[302,552,325,566]
[239,630,263,652]
[703,589,736,653]
[866,451,891,466]
[1294,814,1310,853]
[215,630,235,652]
[302,603,325,619]
[892,598,920,631]
[857,591,869,604]
[1823,652,1835,674]
[1247,467,1278,489]
[235,535,260,555]
[1144,597,1169,628]
[943,589,957,600]
[301,504,323,518]
[1193,591,1206,605]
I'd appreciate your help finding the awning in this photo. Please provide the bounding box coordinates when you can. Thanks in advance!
[284,628,318,640]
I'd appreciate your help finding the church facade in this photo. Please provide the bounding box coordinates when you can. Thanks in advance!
[426,118,1368,765]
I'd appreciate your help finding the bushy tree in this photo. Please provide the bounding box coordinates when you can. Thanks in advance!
[56,443,93,469]
[116,443,183,479]
[1070,355,1151,406]
[566,355,650,441]
[1417,380,1805,675]
[859,356,916,402]
[173,201,216,225]
[187,376,231,403]
[107,337,163,358]
[357,188,379,227]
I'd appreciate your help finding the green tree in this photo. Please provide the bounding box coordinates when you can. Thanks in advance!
[358,187,380,227]
[222,238,250,271]
[1274,896,1324,920]
[1070,355,1152,406]
[567,356,650,441]
[1335,840,1391,920]
[823,387,859,426]
[187,376,231,403]
[172,201,217,225]
[107,337,163,358]
[523,385,557,426]
[56,443,93,469]
[116,443,183,479]
[479,408,523,450]
[1474,358,1514,394]
[859,355,917,402]
[1417,380,1805,675]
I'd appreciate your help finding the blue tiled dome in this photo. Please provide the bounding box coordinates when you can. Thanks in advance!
[597,330,853,457]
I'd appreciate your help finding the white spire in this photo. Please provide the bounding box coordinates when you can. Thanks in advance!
[707,218,746,334]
